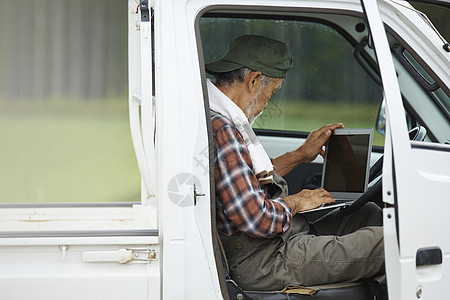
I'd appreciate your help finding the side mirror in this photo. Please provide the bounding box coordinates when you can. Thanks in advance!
[376,99,386,135]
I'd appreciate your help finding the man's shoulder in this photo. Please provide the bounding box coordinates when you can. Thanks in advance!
[211,113,237,133]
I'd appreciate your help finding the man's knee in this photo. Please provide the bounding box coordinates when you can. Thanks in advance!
[358,202,383,226]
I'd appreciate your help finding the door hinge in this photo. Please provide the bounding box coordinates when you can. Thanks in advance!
[193,183,206,206]
[140,0,149,22]
[131,248,157,262]
[82,248,157,264]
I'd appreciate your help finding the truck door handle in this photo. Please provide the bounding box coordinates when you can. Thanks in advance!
[82,248,157,264]
[416,247,442,267]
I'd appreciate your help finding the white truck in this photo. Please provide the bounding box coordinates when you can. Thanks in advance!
[0,0,449,299]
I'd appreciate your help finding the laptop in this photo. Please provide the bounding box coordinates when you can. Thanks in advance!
[301,128,373,213]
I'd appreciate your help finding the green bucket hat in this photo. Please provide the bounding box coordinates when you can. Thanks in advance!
[205,35,293,78]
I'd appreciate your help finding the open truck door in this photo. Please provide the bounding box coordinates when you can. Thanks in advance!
[361,0,450,299]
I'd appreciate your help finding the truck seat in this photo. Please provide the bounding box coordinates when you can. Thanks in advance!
[243,281,387,300]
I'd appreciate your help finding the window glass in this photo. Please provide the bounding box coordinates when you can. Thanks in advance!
[200,16,384,146]
[403,50,435,85]
[0,0,139,203]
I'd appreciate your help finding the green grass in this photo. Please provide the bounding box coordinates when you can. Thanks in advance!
[0,99,140,203]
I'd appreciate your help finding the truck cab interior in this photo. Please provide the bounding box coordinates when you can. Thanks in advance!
[197,3,449,299]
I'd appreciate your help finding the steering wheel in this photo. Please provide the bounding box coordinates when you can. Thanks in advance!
[339,126,427,215]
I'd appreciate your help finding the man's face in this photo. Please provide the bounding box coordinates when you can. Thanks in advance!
[245,78,284,124]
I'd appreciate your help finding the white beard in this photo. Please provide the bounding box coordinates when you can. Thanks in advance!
[249,110,264,126]
[244,87,264,125]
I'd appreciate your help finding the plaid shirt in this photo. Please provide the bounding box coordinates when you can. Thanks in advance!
[212,114,292,238]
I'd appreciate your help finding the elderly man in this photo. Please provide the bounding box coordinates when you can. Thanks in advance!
[206,35,384,291]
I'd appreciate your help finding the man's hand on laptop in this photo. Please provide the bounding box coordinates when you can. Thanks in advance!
[283,188,335,215]
[297,123,344,163]
[271,123,344,177]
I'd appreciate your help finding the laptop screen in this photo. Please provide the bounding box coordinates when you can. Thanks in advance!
[322,129,373,198]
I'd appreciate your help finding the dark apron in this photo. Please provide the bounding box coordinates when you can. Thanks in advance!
[218,173,310,291]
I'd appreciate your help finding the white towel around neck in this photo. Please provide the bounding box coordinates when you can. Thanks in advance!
[207,79,274,184]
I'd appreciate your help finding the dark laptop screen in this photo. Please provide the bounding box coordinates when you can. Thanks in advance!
[322,134,370,193]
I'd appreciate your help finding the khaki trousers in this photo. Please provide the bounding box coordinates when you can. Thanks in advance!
[220,202,384,291]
